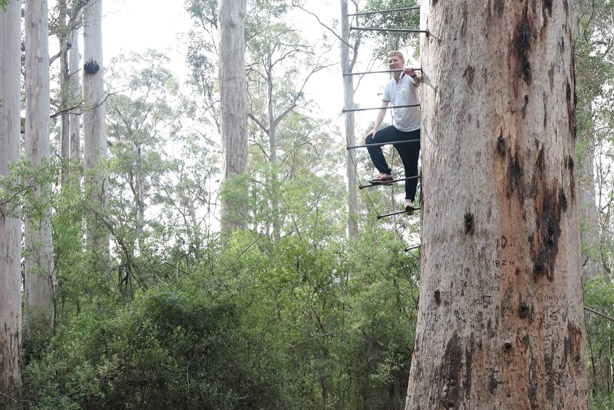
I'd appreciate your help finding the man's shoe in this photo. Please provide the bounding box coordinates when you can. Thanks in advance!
[370,174,393,185]
[405,199,414,215]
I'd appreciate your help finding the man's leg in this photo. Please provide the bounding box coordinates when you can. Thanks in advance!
[394,129,421,201]
[365,125,403,175]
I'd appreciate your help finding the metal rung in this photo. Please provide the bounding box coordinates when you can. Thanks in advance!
[359,175,420,189]
[350,27,428,34]
[377,207,420,219]
[343,103,420,113]
[347,138,420,150]
[343,68,422,76]
[347,6,420,17]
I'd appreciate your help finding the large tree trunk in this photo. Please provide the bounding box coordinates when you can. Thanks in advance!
[340,0,358,238]
[24,0,56,336]
[406,1,588,409]
[69,17,82,163]
[83,0,108,252]
[0,0,23,401]
[219,0,248,234]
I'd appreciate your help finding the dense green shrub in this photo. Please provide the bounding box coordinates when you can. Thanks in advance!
[24,286,289,410]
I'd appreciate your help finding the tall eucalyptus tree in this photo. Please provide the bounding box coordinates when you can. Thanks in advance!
[0,0,23,401]
[406,2,588,408]
[83,0,108,252]
[219,0,249,234]
[24,0,56,336]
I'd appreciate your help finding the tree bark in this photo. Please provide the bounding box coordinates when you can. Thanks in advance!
[25,0,56,336]
[83,0,108,252]
[69,17,81,163]
[340,0,358,239]
[219,0,248,234]
[406,1,588,409]
[58,0,70,183]
[0,0,23,401]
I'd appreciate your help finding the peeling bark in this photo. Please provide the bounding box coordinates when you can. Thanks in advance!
[406,1,588,408]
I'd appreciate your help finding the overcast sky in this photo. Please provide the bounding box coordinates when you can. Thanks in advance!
[99,0,414,136]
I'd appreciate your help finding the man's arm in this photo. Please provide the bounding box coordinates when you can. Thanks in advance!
[405,67,421,86]
[370,100,390,137]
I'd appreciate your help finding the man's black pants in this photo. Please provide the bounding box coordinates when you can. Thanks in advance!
[365,126,420,201]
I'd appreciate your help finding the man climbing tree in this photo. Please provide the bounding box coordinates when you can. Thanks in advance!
[405,1,588,409]
[366,51,421,215]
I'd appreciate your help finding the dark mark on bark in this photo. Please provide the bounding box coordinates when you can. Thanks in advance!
[440,334,462,408]
[497,131,505,156]
[529,356,539,408]
[494,0,504,17]
[507,151,523,199]
[559,189,568,212]
[464,336,473,397]
[463,65,475,87]
[544,0,553,17]
[464,213,474,235]
[533,188,562,281]
[536,147,544,174]
[488,374,498,394]
[566,79,577,139]
[514,7,533,84]
[566,322,583,364]
[435,290,441,305]
[519,301,529,319]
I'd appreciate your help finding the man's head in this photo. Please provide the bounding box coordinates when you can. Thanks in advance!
[387,51,405,69]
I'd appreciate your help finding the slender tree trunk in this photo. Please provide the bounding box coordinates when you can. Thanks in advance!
[25,0,56,336]
[69,18,82,163]
[340,0,358,238]
[406,1,588,409]
[578,139,605,280]
[83,0,108,253]
[59,0,70,183]
[0,0,23,401]
[266,58,281,241]
[219,0,248,234]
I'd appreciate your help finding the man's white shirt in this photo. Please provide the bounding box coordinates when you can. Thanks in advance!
[382,73,421,132]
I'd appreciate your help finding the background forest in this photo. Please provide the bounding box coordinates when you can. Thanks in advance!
[1,0,614,409]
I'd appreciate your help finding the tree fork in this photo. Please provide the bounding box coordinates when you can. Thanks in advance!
[406,1,588,409]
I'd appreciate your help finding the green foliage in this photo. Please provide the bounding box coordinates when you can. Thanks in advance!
[23,218,419,409]
[356,0,420,58]
[24,286,288,410]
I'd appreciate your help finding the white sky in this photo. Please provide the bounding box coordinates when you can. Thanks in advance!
[103,0,192,78]
[99,0,421,141]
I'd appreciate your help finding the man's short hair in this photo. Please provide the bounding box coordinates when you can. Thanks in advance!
[387,51,405,61]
